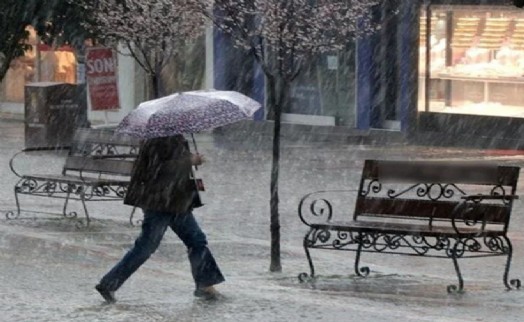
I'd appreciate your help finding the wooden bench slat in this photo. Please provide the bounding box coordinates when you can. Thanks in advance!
[64,156,135,176]
[311,220,504,237]
[363,160,520,186]
[355,197,509,224]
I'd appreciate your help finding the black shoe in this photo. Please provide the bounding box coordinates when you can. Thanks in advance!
[194,286,224,300]
[95,284,116,304]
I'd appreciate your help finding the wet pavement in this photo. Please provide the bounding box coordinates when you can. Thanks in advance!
[1,119,524,321]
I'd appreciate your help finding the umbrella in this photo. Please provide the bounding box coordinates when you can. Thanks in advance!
[115,89,261,139]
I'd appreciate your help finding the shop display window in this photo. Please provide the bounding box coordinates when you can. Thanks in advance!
[0,26,78,104]
[419,5,524,118]
[37,44,77,84]
[284,46,357,127]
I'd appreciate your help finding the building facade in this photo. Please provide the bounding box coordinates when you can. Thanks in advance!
[214,0,524,148]
[3,1,523,149]
[212,1,418,135]
[0,27,210,126]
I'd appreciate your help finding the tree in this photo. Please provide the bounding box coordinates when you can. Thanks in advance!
[200,0,380,272]
[0,0,91,83]
[36,0,93,48]
[0,1,40,82]
[79,0,206,99]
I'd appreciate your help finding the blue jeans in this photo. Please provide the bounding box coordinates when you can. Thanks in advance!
[98,210,225,291]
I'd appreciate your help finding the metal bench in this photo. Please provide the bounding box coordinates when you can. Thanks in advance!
[298,159,521,293]
[6,128,141,228]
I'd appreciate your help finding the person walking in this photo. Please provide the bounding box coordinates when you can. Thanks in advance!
[95,134,224,303]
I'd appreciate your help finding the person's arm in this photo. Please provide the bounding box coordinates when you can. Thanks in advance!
[157,142,203,188]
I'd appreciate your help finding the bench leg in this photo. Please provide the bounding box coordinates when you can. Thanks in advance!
[76,191,90,229]
[298,228,316,283]
[5,187,21,220]
[447,241,464,294]
[354,232,370,277]
[62,190,78,219]
[502,236,521,290]
[129,207,143,227]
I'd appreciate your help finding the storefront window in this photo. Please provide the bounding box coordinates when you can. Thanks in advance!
[38,44,77,84]
[0,26,78,104]
[284,44,357,127]
[419,5,524,118]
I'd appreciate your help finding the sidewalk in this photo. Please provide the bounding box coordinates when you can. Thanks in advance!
[1,119,524,321]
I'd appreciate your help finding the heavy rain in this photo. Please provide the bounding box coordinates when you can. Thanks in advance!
[1,0,524,321]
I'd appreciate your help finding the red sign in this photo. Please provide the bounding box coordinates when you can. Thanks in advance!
[86,47,120,111]
[37,44,74,52]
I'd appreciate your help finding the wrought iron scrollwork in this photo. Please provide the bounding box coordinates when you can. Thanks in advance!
[129,207,143,227]
[484,236,509,253]
[301,226,519,292]
[65,212,79,220]
[15,178,38,193]
[5,210,19,220]
[310,199,333,222]
[76,142,140,159]
[14,178,127,201]
[9,177,129,230]
[332,231,356,249]
[298,190,357,226]
[314,229,331,244]
[385,183,465,200]
[361,180,381,196]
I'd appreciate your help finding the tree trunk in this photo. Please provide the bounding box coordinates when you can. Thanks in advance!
[150,73,160,99]
[268,75,289,273]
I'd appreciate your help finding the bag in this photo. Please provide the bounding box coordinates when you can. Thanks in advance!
[191,178,205,208]
[192,191,204,208]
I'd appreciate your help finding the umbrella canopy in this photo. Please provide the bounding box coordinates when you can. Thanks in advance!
[116,90,261,139]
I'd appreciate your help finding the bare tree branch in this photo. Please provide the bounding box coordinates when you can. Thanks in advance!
[78,0,206,98]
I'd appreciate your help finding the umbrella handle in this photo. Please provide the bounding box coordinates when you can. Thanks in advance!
[191,134,199,154]
[191,134,199,170]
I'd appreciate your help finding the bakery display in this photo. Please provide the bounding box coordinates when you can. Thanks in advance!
[421,8,524,117]
[451,17,480,49]
[431,13,524,78]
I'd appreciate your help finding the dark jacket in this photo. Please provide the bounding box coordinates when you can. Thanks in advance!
[124,135,195,214]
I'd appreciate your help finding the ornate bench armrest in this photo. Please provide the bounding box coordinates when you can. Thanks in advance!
[9,146,71,178]
[451,194,517,235]
[298,189,359,227]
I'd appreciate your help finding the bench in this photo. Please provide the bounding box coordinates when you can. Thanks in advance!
[297,159,521,293]
[6,128,142,228]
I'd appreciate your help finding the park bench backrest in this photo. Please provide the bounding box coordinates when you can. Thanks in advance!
[69,128,142,157]
[62,128,141,177]
[64,156,135,177]
[354,160,520,228]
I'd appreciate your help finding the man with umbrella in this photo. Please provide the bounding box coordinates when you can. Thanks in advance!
[95,134,224,303]
[95,90,260,303]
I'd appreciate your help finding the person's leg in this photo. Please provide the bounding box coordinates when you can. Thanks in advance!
[170,212,225,291]
[96,210,171,301]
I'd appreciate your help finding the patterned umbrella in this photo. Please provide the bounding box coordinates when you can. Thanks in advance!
[116,90,261,138]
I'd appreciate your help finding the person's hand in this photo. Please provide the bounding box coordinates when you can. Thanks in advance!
[190,153,205,166]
